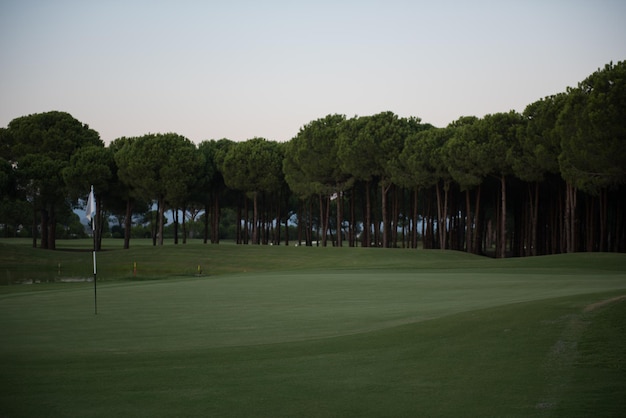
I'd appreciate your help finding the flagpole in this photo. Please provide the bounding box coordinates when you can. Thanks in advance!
[87,185,97,315]
[93,219,97,315]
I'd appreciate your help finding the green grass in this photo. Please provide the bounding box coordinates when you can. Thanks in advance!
[0,239,625,417]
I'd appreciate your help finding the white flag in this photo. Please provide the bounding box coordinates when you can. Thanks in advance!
[86,186,96,222]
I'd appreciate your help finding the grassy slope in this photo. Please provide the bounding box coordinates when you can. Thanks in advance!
[2,238,624,283]
[0,239,625,417]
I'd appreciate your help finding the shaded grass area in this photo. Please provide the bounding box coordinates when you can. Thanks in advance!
[1,291,625,417]
[551,298,626,417]
[1,238,492,281]
[2,238,625,287]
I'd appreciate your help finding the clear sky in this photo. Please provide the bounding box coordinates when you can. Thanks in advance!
[1,0,625,144]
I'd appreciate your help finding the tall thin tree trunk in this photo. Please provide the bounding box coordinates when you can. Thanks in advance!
[465,190,472,253]
[336,190,343,247]
[564,182,577,253]
[203,203,209,244]
[236,201,242,244]
[364,181,371,247]
[306,196,313,246]
[182,207,187,244]
[350,190,356,247]
[319,194,327,247]
[252,192,259,244]
[174,209,179,244]
[124,199,132,249]
[586,196,595,252]
[151,205,157,246]
[530,182,539,256]
[41,208,49,249]
[423,193,430,249]
[473,185,482,254]
[158,197,165,246]
[213,196,220,244]
[392,185,400,248]
[435,182,449,250]
[599,188,607,252]
[381,183,390,248]
[442,183,448,250]
[435,185,442,249]
[296,201,303,246]
[284,193,290,246]
[47,204,57,250]
[32,205,38,248]
[564,183,570,253]
[243,197,249,244]
[412,188,419,249]
[275,200,282,245]
[499,175,506,258]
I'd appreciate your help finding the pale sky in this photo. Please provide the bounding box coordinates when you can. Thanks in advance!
[1,0,625,144]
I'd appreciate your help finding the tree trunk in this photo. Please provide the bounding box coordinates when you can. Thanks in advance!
[203,203,209,244]
[284,193,290,246]
[599,188,607,252]
[585,196,595,252]
[124,199,132,249]
[554,187,562,254]
[336,189,343,247]
[41,208,49,249]
[364,181,371,247]
[236,201,241,244]
[326,195,332,246]
[392,185,400,248]
[32,205,38,248]
[499,175,506,258]
[47,204,56,250]
[465,190,472,253]
[564,182,577,253]
[174,209,179,244]
[442,183,448,250]
[381,182,390,248]
[530,182,539,256]
[182,207,188,244]
[564,183,570,253]
[306,198,312,246]
[423,193,431,249]
[435,181,449,250]
[158,197,165,246]
[350,189,356,247]
[252,192,259,245]
[297,201,303,246]
[151,206,157,246]
[212,195,220,244]
[472,185,482,254]
[614,198,620,252]
[319,194,327,247]
[275,200,282,245]
[243,197,248,244]
[412,188,419,249]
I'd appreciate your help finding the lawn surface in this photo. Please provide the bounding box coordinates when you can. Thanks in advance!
[1,240,625,417]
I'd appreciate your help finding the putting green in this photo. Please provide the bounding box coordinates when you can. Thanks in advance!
[2,268,625,355]
[2,249,626,417]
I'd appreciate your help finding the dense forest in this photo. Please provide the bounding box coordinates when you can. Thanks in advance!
[1,61,624,257]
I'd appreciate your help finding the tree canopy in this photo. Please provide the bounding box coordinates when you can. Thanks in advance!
[2,61,625,255]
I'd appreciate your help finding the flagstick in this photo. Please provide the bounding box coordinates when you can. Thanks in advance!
[93,218,97,315]
[87,185,98,315]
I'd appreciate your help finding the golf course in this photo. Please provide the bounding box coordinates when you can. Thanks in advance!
[1,239,625,417]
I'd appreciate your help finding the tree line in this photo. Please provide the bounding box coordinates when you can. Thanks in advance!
[1,61,624,256]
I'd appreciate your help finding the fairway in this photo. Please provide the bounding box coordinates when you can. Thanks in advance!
[1,243,625,417]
